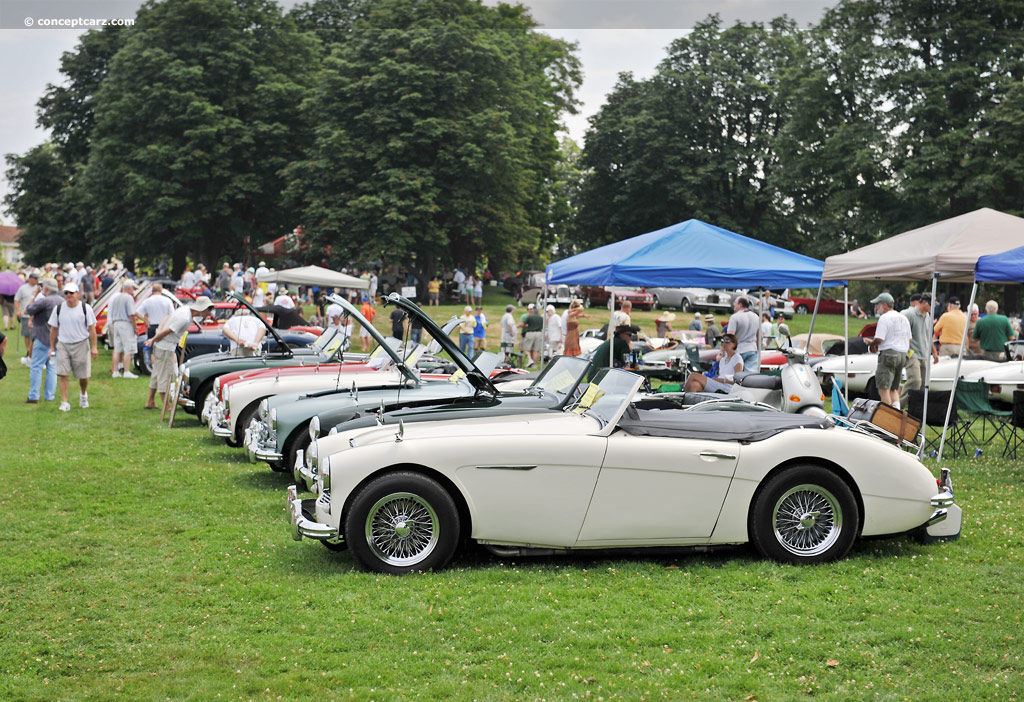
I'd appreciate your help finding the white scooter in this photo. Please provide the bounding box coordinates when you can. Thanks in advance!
[727,346,827,416]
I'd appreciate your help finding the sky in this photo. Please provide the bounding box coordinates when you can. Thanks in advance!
[0,0,836,225]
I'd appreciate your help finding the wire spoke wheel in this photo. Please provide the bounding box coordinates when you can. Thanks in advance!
[365,492,440,567]
[772,484,842,557]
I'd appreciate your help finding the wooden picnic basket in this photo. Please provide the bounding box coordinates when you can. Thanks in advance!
[847,398,921,444]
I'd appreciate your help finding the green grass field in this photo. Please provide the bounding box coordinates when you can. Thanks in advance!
[2,290,1022,700]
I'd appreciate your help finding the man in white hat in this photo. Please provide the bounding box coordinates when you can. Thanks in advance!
[48,282,98,412]
[144,296,214,410]
[108,278,140,378]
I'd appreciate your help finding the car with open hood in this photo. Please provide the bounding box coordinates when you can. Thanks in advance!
[286,368,960,574]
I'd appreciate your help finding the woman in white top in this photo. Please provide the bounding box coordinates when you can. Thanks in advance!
[684,333,744,393]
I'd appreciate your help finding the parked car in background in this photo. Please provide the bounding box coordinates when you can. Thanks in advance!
[647,287,733,313]
[791,294,849,315]
[580,286,655,310]
[733,290,794,319]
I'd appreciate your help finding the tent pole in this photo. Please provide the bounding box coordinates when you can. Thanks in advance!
[843,286,849,408]
[540,279,548,371]
[937,282,978,461]
[609,290,615,369]
[806,276,825,340]
[918,274,939,458]
[757,287,764,369]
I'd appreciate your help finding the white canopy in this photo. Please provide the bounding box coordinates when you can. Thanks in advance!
[822,208,1024,282]
[261,265,368,290]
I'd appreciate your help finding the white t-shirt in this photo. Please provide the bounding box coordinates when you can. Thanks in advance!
[137,294,175,328]
[500,312,517,343]
[719,351,743,381]
[252,288,265,307]
[155,307,193,351]
[545,314,563,342]
[274,294,295,309]
[181,270,196,288]
[48,301,97,344]
[610,310,631,329]
[325,303,344,325]
[107,291,137,322]
[876,309,912,353]
[255,265,270,281]
[224,314,264,351]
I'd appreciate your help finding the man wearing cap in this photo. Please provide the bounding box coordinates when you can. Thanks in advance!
[48,283,98,412]
[934,297,967,357]
[24,277,61,403]
[900,294,938,405]
[458,306,476,355]
[144,296,214,409]
[867,292,911,407]
[587,324,638,381]
[704,314,721,348]
[687,312,703,332]
[14,270,39,364]
[108,278,140,378]
[518,303,543,367]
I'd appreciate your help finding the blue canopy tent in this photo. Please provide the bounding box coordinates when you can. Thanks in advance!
[976,245,1024,283]
[545,219,838,289]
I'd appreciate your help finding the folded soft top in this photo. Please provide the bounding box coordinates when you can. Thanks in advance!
[618,407,832,442]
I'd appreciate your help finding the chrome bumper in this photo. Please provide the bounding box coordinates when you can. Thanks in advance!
[286,485,338,542]
[292,449,316,492]
[208,401,231,438]
[244,418,282,464]
[199,393,216,425]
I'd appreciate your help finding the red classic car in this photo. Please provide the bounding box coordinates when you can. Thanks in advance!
[580,286,656,311]
[791,295,849,315]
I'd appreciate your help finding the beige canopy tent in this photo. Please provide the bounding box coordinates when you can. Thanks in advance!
[261,265,368,290]
[809,207,1024,459]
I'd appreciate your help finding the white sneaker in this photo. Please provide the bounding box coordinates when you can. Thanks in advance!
[79,394,89,409]
[20,356,31,367]
[121,370,139,379]
[111,371,122,378]
[58,402,71,412]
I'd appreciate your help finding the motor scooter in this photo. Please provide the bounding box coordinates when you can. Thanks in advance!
[727,346,827,416]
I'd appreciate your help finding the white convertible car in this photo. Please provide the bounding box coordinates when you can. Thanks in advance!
[815,353,1001,396]
[287,369,959,574]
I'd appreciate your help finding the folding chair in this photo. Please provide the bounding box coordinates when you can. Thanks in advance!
[830,378,849,418]
[955,380,1012,446]
[1002,390,1024,460]
[907,390,968,458]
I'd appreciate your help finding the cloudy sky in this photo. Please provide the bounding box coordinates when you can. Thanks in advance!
[0,0,836,225]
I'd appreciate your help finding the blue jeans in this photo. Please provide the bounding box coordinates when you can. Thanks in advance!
[410,328,422,345]
[28,341,57,401]
[459,333,474,356]
[740,351,759,373]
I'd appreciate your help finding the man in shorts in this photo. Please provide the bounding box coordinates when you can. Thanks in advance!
[144,296,215,410]
[867,292,911,407]
[108,278,140,378]
[518,303,543,367]
[48,282,98,412]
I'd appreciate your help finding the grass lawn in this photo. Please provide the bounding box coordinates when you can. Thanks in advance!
[2,291,1022,700]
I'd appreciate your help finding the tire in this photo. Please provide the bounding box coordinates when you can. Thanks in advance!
[345,471,460,575]
[679,298,692,314]
[282,429,311,475]
[191,380,215,419]
[865,377,880,401]
[795,304,810,315]
[749,465,859,564]
[230,399,263,448]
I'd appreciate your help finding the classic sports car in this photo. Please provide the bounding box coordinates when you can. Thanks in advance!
[246,295,582,474]
[287,368,959,574]
[647,287,733,313]
[962,342,1024,405]
[579,286,655,311]
[814,352,1001,397]
[791,295,849,315]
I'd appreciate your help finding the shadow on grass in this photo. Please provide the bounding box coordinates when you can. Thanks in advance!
[233,466,294,492]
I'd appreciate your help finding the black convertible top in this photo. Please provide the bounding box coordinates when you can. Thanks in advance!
[618,407,832,442]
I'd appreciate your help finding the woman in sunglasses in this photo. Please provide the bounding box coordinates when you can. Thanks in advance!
[684,333,744,393]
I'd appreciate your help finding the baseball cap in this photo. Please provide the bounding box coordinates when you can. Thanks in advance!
[527,303,536,309]
[546,304,555,312]
[62,282,79,293]
[464,305,473,312]
[948,296,961,306]
[41,278,59,292]
[869,292,894,305]
[188,296,214,312]
[614,324,641,336]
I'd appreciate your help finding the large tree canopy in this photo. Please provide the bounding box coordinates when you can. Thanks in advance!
[284,0,580,284]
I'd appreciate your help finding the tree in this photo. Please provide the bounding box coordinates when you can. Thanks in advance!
[81,0,319,275]
[285,0,580,287]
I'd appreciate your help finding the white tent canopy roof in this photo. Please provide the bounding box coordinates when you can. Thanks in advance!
[261,265,368,290]
[822,208,1024,282]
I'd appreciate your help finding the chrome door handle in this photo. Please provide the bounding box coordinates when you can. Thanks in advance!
[699,451,736,460]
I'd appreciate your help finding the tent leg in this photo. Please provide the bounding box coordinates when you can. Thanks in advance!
[918,274,939,458]
[843,286,849,409]
[937,282,977,461]
[609,291,615,369]
[806,276,825,340]
[540,280,548,371]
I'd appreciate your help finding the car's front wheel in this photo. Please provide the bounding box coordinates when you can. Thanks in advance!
[749,465,858,564]
[795,304,810,314]
[679,298,692,313]
[345,471,460,575]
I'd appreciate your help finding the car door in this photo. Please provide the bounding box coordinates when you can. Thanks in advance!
[575,432,740,545]
[456,432,608,548]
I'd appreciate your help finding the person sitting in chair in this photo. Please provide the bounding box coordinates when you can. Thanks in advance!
[683,333,743,394]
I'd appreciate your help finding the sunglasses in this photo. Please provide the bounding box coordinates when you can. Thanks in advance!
[63,291,75,296]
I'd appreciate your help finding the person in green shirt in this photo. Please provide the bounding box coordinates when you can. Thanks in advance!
[973,300,1017,361]
[586,324,637,381]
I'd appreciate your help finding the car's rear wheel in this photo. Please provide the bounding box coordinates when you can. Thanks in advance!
[750,465,858,564]
[282,429,310,474]
[796,304,810,314]
[345,471,460,575]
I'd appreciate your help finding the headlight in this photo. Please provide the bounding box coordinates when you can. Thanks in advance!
[320,456,331,490]
[223,387,230,405]
[309,416,321,441]
[269,408,277,430]
[258,399,269,420]
[213,377,221,396]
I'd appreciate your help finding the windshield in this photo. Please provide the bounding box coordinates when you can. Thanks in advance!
[530,356,590,401]
[570,368,643,428]
[312,327,341,353]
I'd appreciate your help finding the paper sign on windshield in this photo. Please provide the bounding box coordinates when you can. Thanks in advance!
[543,371,576,394]
[448,369,467,384]
[572,383,605,414]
